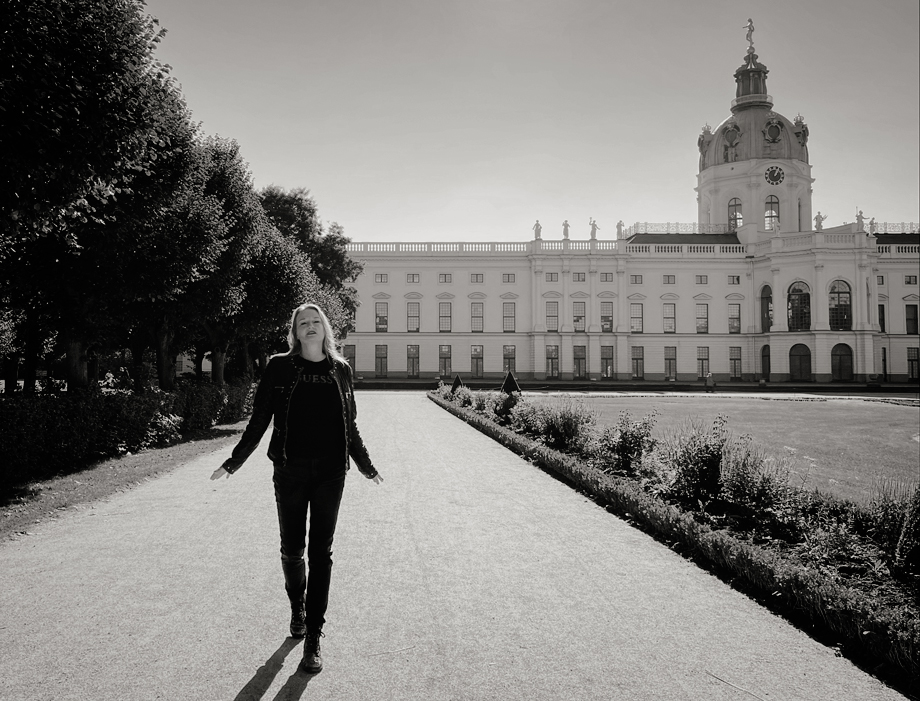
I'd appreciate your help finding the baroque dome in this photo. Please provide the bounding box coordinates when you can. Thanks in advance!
[697,50,809,172]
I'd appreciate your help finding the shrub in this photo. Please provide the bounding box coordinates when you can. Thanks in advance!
[593,411,657,476]
[894,484,920,576]
[659,416,728,508]
[493,391,519,425]
[453,386,474,408]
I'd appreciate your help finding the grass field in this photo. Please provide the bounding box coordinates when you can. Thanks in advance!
[531,395,919,504]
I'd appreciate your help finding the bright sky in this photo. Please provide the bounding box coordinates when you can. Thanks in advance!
[144,0,919,242]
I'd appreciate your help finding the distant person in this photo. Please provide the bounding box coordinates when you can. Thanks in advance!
[211,302,383,674]
[704,372,715,393]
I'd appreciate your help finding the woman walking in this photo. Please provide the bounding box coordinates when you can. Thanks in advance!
[211,302,383,674]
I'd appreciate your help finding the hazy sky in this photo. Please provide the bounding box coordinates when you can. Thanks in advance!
[144,0,919,242]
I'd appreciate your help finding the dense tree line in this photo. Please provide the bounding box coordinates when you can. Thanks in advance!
[1,0,361,393]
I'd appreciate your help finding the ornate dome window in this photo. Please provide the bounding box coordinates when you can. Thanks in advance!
[762,117,783,143]
[722,124,742,163]
[728,198,743,229]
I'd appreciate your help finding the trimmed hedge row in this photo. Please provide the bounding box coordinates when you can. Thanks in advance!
[0,382,255,493]
[428,392,920,692]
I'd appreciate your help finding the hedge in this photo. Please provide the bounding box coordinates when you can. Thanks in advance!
[429,392,920,694]
[0,381,255,494]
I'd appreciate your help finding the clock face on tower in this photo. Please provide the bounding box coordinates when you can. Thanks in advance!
[764,166,785,185]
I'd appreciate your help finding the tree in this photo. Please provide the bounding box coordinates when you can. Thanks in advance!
[259,187,363,292]
[1,0,178,254]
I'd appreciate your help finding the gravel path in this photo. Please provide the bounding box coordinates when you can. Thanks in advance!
[0,392,906,700]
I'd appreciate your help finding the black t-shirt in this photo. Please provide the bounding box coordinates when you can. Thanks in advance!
[284,356,346,463]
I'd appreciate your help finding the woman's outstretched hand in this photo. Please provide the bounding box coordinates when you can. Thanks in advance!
[210,467,230,481]
[372,474,384,485]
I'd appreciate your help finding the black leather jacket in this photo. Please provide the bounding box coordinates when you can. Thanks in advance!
[221,354,378,478]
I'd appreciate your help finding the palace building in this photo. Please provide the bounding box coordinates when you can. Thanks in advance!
[342,42,919,384]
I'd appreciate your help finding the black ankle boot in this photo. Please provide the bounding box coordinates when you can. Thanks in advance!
[300,628,324,674]
[289,599,306,638]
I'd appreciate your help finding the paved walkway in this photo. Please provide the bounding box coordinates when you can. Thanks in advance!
[0,393,906,700]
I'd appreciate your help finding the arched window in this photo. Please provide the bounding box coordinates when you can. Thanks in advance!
[828,280,852,331]
[787,282,811,331]
[728,198,743,229]
[764,195,780,231]
[831,344,854,381]
[760,285,773,332]
[789,344,812,381]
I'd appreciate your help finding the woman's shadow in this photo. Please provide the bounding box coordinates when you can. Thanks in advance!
[232,638,316,701]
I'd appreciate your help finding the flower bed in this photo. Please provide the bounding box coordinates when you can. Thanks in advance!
[429,385,919,696]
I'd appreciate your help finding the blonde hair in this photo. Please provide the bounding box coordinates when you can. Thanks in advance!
[285,302,347,364]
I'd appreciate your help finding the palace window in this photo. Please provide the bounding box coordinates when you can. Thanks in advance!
[407,273,420,283]
[787,282,811,331]
[697,347,710,378]
[573,302,585,332]
[573,272,586,282]
[663,303,676,333]
[545,345,559,378]
[761,285,773,332]
[601,273,614,282]
[630,304,643,333]
[573,346,587,379]
[630,275,643,285]
[663,275,676,284]
[764,195,780,231]
[908,348,919,380]
[906,275,918,285]
[907,305,919,335]
[470,273,483,283]
[730,347,742,379]
[503,302,516,332]
[728,275,740,285]
[828,280,852,331]
[375,302,388,332]
[601,346,615,378]
[546,272,559,282]
[877,275,884,286]
[696,304,709,333]
[503,345,516,374]
[728,303,741,334]
[344,345,355,369]
[664,346,677,380]
[601,302,613,333]
[471,345,483,378]
[879,304,886,333]
[439,302,451,332]
[728,198,743,229]
[438,273,452,283]
[502,273,515,283]
[696,275,708,285]
[407,302,419,333]
[546,301,559,332]
[438,345,451,378]
[407,345,419,379]
[631,346,644,379]
[471,302,483,332]
[375,345,387,378]
[374,273,388,283]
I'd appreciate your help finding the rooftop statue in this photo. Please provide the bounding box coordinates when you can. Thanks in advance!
[562,220,570,239]
[814,212,827,232]
[589,218,600,239]
[856,209,867,233]
[532,219,542,239]
[743,18,755,52]
[616,220,625,239]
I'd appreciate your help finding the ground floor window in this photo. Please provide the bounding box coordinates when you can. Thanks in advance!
[601,345,614,378]
[730,346,742,380]
[546,345,559,378]
[697,347,709,378]
[831,343,853,381]
[407,345,419,379]
[631,346,644,379]
[439,345,452,378]
[503,345,516,374]
[344,345,355,369]
[375,345,387,378]
[908,347,918,380]
[471,345,483,378]
[573,345,586,379]
[761,345,771,381]
[664,346,676,380]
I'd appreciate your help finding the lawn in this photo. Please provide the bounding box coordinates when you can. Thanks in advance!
[531,395,919,504]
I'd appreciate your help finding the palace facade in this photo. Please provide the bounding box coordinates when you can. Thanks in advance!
[342,44,919,384]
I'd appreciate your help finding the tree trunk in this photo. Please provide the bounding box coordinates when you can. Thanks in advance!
[128,332,149,395]
[211,347,227,386]
[2,355,19,394]
[65,339,89,391]
[154,320,176,391]
[20,312,41,395]
[194,343,206,382]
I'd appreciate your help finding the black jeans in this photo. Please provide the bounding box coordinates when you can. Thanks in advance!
[273,458,346,630]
